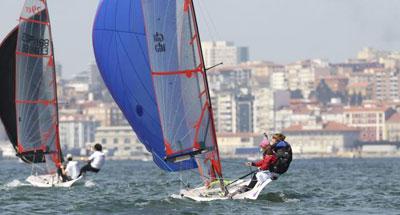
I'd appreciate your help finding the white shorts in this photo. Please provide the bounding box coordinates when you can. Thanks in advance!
[256,171,279,183]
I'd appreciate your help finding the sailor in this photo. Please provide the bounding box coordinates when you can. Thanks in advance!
[57,164,69,182]
[228,140,277,198]
[78,143,105,176]
[64,154,80,180]
[244,141,278,190]
[269,133,293,175]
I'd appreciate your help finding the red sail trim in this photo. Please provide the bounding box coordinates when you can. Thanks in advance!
[16,51,51,58]
[198,89,206,98]
[164,101,210,156]
[18,145,47,153]
[47,55,54,67]
[16,99,56,105]
[17,144,24,153]
[164,139,173,155]
[19,17,49,25]
[183,0,191,12]
[189,33,197,45]
[193,101,209,149]
[151,65,203,76]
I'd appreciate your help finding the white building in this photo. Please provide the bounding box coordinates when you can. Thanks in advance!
[253,88,273,133]
[202,41,248,67]
[95,126,149,159]
[59,114,99,150]
[252,88,290,133]
[217,133,262,155]
[211,91,236,133]
[283,122,360,154]
[285,60,329,99]
[270,71,288,90]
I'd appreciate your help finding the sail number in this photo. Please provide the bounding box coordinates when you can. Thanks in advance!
[153,32,166,53]
[25,5,42,14]
[21,33,49,55]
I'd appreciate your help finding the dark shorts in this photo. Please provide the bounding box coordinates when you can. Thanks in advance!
[79,163,100,175]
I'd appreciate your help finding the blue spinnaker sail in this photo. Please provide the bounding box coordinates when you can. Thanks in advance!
[93,0,197,171]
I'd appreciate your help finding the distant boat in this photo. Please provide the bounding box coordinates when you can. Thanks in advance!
[93,0,270,200]
[0,0,81,187]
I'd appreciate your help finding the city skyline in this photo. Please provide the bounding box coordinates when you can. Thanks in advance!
[1,0,400,78]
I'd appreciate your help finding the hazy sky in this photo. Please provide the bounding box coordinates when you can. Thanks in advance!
[1,0,400,78]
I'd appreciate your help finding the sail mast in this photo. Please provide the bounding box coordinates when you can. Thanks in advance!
[181,0,225,194]
[189,0,224,181]
[43,0,63,164]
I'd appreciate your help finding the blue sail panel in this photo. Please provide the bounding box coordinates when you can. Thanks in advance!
[93,0,196,171]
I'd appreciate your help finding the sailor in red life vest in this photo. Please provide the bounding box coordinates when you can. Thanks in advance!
[228,138,278,198]
[242,139,278,191]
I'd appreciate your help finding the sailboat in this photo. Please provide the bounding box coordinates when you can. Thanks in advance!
[93,0,272,200]
[0,0,81,187]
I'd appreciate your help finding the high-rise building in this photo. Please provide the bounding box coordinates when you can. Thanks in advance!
[236,88,254,133]
[210,91,236,133]
[202,41,248,67]
[368,68,400,101]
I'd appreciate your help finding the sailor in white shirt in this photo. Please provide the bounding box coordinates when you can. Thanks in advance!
[79,143,106,176]
[64,154,80,180]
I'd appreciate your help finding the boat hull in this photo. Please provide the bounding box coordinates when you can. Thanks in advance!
[26,174,83,188]
[175,177,273,201]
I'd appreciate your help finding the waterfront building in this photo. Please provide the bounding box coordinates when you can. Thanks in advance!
[59,114,99,150]
[95,126,149,159]
[283,122,360,154]
[386,112,400,142]
[217,133,262,155]
[343,105,396,141]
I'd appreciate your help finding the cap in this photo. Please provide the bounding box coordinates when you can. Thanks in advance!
[259,139,270,148]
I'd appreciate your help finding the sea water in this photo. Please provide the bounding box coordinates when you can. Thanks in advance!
[0,158,399,214]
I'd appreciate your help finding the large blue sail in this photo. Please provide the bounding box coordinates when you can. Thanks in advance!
[93,0,197,171]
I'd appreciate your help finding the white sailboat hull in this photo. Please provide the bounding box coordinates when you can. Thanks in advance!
[176,177,273,201]
[26,174,83,188]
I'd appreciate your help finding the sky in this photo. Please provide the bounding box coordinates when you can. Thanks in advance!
[1,0,400,78]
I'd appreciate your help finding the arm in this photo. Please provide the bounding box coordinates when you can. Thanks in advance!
[258,156,278,171]
[81,153,94,162]
[251,159,265,167]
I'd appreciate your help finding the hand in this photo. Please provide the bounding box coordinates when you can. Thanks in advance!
[245,162,252,167]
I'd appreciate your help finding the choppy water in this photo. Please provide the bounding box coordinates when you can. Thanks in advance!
[0,158,399,214]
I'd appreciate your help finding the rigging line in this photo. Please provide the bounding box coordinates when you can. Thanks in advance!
[195,0,215,42]
[196,0,221,42]
[187,167,250,183]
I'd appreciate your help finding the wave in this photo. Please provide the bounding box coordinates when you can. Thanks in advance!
[84,180,97,187]
[258,192,301,203]
[5,179,30,188]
